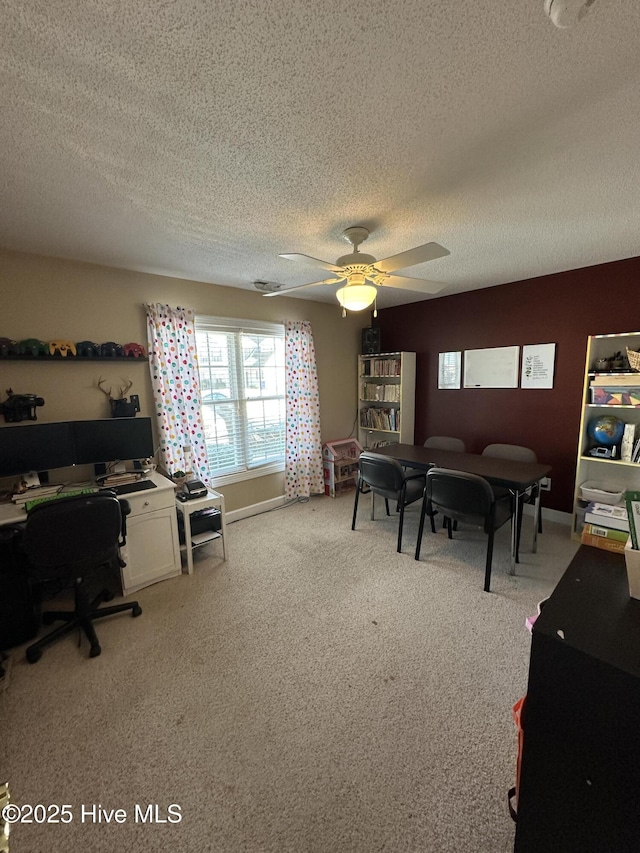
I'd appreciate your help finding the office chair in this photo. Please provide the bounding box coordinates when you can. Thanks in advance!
[22,492,142,663]
[415,467,513,592]
[482,443,542,560]
[352,451,427,553]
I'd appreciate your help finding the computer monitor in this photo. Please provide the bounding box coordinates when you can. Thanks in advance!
[71,417,154,465]
[0,422,76,478]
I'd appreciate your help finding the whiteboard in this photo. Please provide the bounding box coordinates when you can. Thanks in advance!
[463,346,520,388]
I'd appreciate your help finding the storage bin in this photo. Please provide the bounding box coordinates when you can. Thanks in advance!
[580,481,624,505]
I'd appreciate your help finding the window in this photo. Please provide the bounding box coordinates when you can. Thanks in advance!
[195,317,286,483]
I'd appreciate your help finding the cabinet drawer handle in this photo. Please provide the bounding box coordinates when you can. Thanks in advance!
[143,500,150,507]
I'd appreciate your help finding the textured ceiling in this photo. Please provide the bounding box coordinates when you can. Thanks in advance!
[1,0,639,309]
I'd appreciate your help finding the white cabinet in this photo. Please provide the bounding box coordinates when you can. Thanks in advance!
[573,331,640,538]
[119,473,181,595]
[357,352,416,449]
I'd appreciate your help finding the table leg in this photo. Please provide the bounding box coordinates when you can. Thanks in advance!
[509,490,520,575]
[219,494,227,560]
[532,484,541,554]
[183,506,194,575]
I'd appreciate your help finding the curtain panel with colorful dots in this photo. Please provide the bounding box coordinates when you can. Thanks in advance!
[145,304,211,484]
[284,320,323,499]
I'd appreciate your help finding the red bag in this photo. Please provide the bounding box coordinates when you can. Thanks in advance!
[508,696,526,821]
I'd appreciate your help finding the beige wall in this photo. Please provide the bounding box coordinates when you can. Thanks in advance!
[0,249,363,511]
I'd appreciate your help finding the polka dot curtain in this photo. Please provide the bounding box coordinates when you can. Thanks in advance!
[285,320,323,499]
[145,304,211,484]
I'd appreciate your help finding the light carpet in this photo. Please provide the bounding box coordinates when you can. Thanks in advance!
[0,494,579,852]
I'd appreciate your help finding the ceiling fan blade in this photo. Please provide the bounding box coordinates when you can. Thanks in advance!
[375,242,450,274]
[263,277,344,297]
[279,253,341,273]
[381,273,447,295]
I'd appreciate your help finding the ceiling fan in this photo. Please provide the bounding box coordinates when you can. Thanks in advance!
[257,226,450,315]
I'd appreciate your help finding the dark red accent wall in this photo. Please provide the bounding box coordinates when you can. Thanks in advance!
[374,256,640,514]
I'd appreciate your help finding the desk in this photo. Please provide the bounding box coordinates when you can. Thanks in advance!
[175,489,227,574]
[374,444,551,573]
[0,472,181,595]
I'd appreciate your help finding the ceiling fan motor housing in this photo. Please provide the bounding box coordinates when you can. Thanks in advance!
[335,251,377,267]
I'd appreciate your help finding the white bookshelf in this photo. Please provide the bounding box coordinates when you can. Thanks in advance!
[573,331,640,538]
[357,352,415,450]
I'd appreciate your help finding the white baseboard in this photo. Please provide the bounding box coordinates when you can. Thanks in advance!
[522,503,572,527]
[225,495,287,524]
[225,494,572,528]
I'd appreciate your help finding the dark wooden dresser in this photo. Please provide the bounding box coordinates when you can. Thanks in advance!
[515,545,640,852]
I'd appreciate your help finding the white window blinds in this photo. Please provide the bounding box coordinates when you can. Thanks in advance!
[195,317,286,480]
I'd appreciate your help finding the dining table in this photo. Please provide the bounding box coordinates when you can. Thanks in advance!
[373,443,552,574]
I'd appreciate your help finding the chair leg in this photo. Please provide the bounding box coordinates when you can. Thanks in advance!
[415,497,428,560]
[397,504,405,553]
[79,616,102,658]
[385,498,390,516]
[484,528,495,592]
[25,581,142,663]
[352,480,361,530]
[26,619,81,663]
[516,497,524,563]
[446,517,453,539]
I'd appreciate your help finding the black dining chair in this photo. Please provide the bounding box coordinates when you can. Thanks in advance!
[352,451,427,553]
[482,443,542,560]
[22,492,142,663]
[424,436,466,452]
[415,467,513,592]
[403,435,466,480]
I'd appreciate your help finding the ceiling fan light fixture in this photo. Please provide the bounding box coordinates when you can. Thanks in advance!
[336,281,377,312]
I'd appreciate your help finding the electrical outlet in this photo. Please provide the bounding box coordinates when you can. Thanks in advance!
[540,477,551,491]
[130,394,140,412]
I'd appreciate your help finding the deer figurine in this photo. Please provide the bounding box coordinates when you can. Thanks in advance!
[97,377,137,418]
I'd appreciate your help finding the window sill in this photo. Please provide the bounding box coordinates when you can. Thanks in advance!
[209,461,285,488]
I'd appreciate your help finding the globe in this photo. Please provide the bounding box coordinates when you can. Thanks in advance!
[587,415,625,447]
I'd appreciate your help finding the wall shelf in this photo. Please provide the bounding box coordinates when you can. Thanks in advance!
[0,356,148,362]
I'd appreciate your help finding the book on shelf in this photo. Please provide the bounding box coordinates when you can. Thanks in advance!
[590,374,640,386]
[583,522,629,543]
[584,501,629,532]
[581,527,628,554]
[97,472,143,487]
[624,490,640,550]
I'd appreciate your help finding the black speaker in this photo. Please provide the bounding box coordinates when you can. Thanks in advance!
[361,327,381,355]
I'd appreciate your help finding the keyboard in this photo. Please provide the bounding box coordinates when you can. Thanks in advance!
[102,480,157,496]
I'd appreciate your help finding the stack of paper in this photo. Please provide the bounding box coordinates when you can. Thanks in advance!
[12,484,62,505]
[584,501,629,531]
